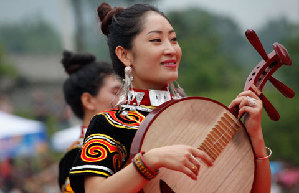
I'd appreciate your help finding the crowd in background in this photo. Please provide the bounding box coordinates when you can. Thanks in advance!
[0,91,65,193]
[0,156,58,193]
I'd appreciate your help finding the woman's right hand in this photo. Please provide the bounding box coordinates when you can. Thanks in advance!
[143,144,213,180]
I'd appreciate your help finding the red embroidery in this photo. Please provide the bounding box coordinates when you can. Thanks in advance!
[81,138,119,162]
[113,153,122,171]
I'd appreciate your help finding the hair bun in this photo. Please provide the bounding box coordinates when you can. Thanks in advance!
[97,2,124,35]
[61,50,96,75]
[97,2,112,21]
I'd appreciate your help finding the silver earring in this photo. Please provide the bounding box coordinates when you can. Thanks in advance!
[117,66,133,105]
[168,81,185,99]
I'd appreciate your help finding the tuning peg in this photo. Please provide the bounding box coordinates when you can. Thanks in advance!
[245,29,268,61]
[269,76,295,98]
[259,93,280,121]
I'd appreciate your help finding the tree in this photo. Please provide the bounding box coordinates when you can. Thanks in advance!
[0,17,61,54]
[279,34,299,90]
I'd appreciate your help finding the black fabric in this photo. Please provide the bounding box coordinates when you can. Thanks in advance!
[59,148,80,190]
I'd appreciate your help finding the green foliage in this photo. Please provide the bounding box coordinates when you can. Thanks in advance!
[277,35,299,90]
[0,17,62,54]
[261,91,299,165]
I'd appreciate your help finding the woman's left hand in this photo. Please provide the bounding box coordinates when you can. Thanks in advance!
[229,91,271,193]
[229,90,263,137]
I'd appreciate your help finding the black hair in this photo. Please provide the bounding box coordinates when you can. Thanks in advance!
[61,50,114,119]
[97,2,169,79]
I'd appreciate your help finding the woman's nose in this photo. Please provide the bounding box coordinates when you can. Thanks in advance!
[163,41,176,55]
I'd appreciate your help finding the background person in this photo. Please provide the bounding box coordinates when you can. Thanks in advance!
[58,50,121,193]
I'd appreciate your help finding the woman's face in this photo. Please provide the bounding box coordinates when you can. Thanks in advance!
[93,75,121,112]
[129,11,182,90]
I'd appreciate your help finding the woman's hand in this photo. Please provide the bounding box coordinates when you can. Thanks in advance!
[143,144,213,180]
[229,90,263,137]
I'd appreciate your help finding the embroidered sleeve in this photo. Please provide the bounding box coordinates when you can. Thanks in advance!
[69,109,146,192]
[77,133,126,176]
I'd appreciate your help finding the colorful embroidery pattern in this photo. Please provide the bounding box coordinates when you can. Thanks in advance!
[81,134,127,170]
[101,110,145,129]
[113,152,122,172]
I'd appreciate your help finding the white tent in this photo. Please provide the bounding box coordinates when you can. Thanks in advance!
[51,125,81,152]
[0,111,47,158]
[0,111,45,138]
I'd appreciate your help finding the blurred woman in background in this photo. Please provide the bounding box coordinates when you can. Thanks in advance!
[58,50,121,193]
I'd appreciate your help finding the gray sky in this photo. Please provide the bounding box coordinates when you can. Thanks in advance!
[0,0,298,32]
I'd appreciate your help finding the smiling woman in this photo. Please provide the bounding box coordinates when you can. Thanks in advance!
[68,2,271,193]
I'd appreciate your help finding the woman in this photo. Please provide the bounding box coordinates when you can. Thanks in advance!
[69,3,271,193]
[58,50,121,193]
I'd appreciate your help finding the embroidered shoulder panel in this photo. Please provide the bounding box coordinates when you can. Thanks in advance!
[81,133,126,171]
[99,109,145,129]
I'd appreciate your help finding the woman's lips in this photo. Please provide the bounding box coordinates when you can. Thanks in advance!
[161,60,177,68]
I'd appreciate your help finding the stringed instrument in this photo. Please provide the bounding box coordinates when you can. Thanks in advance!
[130,29,295,193]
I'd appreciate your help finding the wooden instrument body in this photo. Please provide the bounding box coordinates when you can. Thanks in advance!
[131,97,255,193]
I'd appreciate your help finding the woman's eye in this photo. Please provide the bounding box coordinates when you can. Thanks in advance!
[149,39,161,42]
[171,37,177,42]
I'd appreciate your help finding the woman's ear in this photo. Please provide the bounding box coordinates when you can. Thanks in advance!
[81,92,96,111]
[115,46,133,67]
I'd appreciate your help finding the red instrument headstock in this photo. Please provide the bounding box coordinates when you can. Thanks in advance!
[244,29,295,121]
